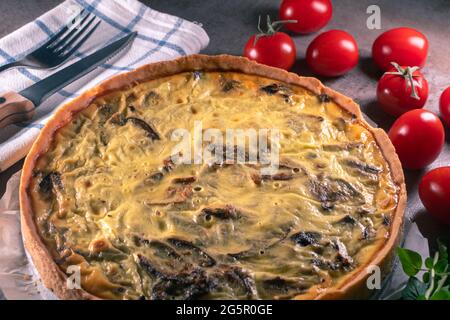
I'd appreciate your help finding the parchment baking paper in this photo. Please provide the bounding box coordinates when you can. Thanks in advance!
[0,172,57,300]
[0,171,429,300]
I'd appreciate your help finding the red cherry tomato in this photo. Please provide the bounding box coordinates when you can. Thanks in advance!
[388,109,445,170]
[377,64,429,117]
[244,17,297,70]
[419,167,450,225]
[372,27,429,71]
[306,30,359,77]
[439,87,450,127]
[279,0,332,34]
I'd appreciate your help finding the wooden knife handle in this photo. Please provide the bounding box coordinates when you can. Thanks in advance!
[0,91,35,128]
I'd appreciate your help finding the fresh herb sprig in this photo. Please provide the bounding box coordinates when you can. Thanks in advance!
[397,239,450,300]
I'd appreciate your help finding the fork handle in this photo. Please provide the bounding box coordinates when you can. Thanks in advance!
[0,62,21,73]
[0,91,36,128]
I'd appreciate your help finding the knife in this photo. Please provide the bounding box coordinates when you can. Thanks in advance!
[0,31,137,128]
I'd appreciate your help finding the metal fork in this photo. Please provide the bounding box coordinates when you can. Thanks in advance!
[0,10,101,73]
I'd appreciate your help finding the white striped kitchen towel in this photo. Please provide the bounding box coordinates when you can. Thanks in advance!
[0,0,209,172]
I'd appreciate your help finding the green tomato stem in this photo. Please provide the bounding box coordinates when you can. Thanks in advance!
[435,265,449,294]
[384,62,421,100]
[253,15,297,46]
[425,252,440,299]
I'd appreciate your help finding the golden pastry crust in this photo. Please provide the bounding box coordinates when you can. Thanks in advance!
[20,54,406,300]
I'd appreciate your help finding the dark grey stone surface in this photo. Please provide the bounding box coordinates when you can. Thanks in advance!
[0,0,449,243]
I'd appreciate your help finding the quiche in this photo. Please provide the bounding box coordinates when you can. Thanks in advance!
[20,55,406,300]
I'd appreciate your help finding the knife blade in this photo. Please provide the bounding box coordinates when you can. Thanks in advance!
[0,31,137,128]
[22,31,137,106]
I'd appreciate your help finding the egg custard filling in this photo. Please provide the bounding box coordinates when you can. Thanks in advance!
[28,71,399,300]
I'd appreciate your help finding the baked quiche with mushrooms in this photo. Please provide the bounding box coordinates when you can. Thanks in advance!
[20,55,405,300]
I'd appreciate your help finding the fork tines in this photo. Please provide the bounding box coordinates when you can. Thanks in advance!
[41,9,101,59]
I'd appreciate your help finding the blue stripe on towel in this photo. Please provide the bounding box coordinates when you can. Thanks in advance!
[123,18,183,69]
[75,0,186,55]
[34,2,148,72]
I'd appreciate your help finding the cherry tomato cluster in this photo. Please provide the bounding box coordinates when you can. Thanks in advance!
[243,2,450,224]
[372,28,449,224]
[244,0,359,77]
[373,28,432,122]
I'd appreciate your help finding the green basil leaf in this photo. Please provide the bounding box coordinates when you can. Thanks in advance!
[423,272,430,283]
[435,259,448,274]
[398,247,423,277]
[430,290,450,300]
[401,277,427,300]
[425,257,434,269]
